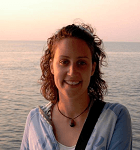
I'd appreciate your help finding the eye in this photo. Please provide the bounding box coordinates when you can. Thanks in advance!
[59,59,69,65]
[77,60,87,66]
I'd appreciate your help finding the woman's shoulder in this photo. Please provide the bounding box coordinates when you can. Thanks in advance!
[39,102,53,115]
[26,102,53,124]
[100,102,132,149]
[103,102,131,119]
[96,102,132,138]
[27,107,40,120]
[38,102,53,123]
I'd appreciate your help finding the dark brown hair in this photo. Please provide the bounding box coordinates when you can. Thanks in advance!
[40,23,107,104]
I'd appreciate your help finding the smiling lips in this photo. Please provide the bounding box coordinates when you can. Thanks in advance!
[64,80,81,86]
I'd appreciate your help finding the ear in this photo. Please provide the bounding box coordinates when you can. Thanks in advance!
[49,59,54,75]
[91,62,96,76]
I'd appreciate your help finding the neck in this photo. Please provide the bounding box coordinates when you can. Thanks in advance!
[57,92,90,119]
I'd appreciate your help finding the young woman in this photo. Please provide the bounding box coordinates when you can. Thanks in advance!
[20,23,132,150]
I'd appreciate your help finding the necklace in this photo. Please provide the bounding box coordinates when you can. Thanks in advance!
[57,102,90,127]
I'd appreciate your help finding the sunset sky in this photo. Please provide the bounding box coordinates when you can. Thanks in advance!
[0,0,140,42]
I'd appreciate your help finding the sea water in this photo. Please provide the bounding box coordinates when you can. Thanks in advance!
[0,41,140,149]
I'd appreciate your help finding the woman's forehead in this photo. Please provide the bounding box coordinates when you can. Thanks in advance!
[53,37,92,57]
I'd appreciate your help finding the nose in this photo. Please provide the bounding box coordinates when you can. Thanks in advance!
[67,63,78,76]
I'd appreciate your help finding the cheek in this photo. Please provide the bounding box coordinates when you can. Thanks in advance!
[81,70,90,82]
[84,65,93,76]
[82,67,93,82]
[53,67,65,83]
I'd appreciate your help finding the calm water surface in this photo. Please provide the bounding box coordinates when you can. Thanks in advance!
[0,41,140,149]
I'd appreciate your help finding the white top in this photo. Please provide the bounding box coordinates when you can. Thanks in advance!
[58,142,75,150]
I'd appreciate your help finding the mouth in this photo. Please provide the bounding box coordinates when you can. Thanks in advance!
[64,80,81,86]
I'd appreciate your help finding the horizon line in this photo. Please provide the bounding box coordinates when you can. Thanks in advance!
[0,40,140,43]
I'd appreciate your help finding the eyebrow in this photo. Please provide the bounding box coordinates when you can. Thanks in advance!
[59,55,89,59]
[78,56,89,59]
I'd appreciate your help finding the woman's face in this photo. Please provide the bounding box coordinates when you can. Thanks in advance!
[50,37,96,99]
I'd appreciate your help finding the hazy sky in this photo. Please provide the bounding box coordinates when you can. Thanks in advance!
[0,0,140,42]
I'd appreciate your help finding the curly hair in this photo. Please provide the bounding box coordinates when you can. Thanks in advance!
[40,23,107,104]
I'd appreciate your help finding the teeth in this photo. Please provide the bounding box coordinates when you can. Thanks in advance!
[65,81,80,85]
